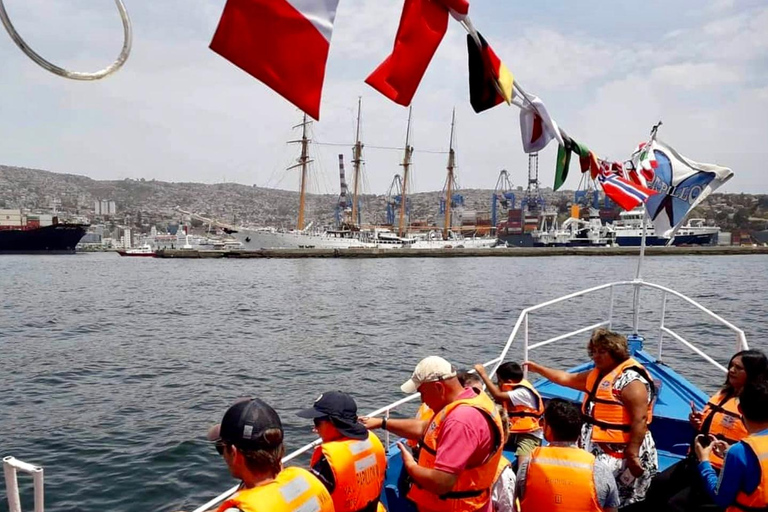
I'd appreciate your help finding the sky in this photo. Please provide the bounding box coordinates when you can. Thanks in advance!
[0,0,766,197]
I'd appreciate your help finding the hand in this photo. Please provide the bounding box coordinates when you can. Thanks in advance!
[473,364,487,377]
[712,439,730,459]
[688,401,704,429]
[397,442,416,470]
[358,416,383,430]
[524,361,541,374]
[626,454,644,478]
[694,434,714,462]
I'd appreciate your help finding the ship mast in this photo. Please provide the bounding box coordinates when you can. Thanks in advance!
[398,106,414,237]
[289,114,312,231]
[443,109,457,240]
[351,97,363,227]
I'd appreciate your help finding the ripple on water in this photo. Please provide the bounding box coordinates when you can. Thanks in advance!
[0,253,766,511]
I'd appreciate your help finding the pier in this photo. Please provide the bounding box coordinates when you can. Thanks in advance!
[154,246,768,259]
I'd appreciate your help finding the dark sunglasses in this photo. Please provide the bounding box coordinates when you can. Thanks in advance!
[215,441,227,456]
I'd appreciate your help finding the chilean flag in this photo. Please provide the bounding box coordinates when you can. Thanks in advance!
[598,172,657,211]
[210,0,340,120]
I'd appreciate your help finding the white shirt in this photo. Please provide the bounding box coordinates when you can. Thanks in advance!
[492,465,517,512]
[506,388,544,439]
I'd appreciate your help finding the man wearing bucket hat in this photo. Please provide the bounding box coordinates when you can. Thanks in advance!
[361,356,505,512]
[207,397,333,512]
[298,391,387,512]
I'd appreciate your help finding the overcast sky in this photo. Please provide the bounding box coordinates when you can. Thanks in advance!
[0,0,766,197]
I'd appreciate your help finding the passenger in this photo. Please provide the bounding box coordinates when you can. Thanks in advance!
[492,406,516,512]
[641,349,767,512]
[207,397,334,512]
[297,391,387,512]
[474,362,544,458]
[515,398,619,512]
[361,355,505,512]
[406,402,434,461]
[457,370,484,394]
[694,377,768,510]
[526,328,657,506]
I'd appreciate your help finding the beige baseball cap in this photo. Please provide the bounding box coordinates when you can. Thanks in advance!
[401,356,457,393]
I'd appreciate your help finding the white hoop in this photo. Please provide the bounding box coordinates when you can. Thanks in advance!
[0,0,132,80]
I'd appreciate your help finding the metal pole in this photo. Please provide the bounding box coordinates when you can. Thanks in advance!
[632,204,648,335]
[658,292,668,361]
[608,285,615,331]
[3,459,21,512]
[522,313,529,379]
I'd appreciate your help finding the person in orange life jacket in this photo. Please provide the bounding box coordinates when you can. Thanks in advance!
[526,328,657,506]
[636,350,767,512]
[360,355,505,512]
[491,406,516,512]
[206,398,333,512]
[694,376,768,511]
[514,398,619,512]
[474,362,543,459]
[297,391,387,512]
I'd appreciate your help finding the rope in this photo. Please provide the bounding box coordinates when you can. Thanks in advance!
[0,0,132,80]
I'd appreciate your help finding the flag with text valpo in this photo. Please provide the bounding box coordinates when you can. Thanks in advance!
[644,140,733,238]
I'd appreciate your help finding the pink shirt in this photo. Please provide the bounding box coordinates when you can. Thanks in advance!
[433,388,495,512]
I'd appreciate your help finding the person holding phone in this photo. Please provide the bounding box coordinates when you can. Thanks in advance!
[695,377,768,510]
[638,350,767,512]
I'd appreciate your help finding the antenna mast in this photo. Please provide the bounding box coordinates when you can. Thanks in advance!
[288,114,312,231]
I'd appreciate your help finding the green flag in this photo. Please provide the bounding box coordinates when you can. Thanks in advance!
[555,141,572,191]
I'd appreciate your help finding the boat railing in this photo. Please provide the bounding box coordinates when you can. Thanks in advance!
[3,456,44,512]
[189,279,748,512]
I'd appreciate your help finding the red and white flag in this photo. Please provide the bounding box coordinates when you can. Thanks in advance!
[630,142,658,184]
[210,0,340,120]
[519,94,564,153]
[366,0,469,106]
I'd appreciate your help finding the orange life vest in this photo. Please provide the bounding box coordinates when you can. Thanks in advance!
[500,379,544,434]
[727,434,768,512]
[408,392,504,512]
[217,466,334,512]
[582,358,654,444]
[407,403,435,449]
[519,445,602,512]
[701,390,748,470]
[310,432,387,512]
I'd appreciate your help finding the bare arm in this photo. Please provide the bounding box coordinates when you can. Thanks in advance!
[526,361,590,392]
[360,416,428,440]
[621,380,649,476]
[473,364,511,404]
[397,442,458,495]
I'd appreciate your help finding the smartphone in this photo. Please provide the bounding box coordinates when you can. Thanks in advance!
[696,435,712,448]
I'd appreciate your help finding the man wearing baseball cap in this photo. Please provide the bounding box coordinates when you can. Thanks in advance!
[207,397,334,512]
[361,356,504,512]
[297,391,387,512]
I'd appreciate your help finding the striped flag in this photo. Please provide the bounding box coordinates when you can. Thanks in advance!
[210,0,340,120]
[520,94,564,153]
[466,32,513,113]
[598,172,657,211]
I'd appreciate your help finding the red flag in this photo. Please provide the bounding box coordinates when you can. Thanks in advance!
[598,172,656,211]
[366,0,469,106]
[210,0,339,120]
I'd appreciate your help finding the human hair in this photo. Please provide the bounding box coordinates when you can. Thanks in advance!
[739,378,768,423]
[588,328,630,363]
[497,405,510,442]
[457,370,483,389]
[722,350,768,394]
[543,398,584,442]
[238,428,285,476]
[496,362,523,383]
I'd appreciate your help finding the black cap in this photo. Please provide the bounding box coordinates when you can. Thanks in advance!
[207,398,284,451]
[297,391,368,440]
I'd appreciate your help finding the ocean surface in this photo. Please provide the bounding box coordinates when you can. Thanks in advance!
[1,252,766,512]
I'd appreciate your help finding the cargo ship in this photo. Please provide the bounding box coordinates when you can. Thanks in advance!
[0,209,88,254]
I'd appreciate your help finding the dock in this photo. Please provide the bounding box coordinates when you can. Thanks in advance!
[154,246,768,259]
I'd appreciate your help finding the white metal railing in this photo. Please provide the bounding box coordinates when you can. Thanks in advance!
[191,279,747,512]
[3,457,44,512]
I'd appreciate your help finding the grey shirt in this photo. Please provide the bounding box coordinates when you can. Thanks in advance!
[514,441,620,510]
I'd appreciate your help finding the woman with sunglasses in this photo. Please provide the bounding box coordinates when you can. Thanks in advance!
[526,328,657,507]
